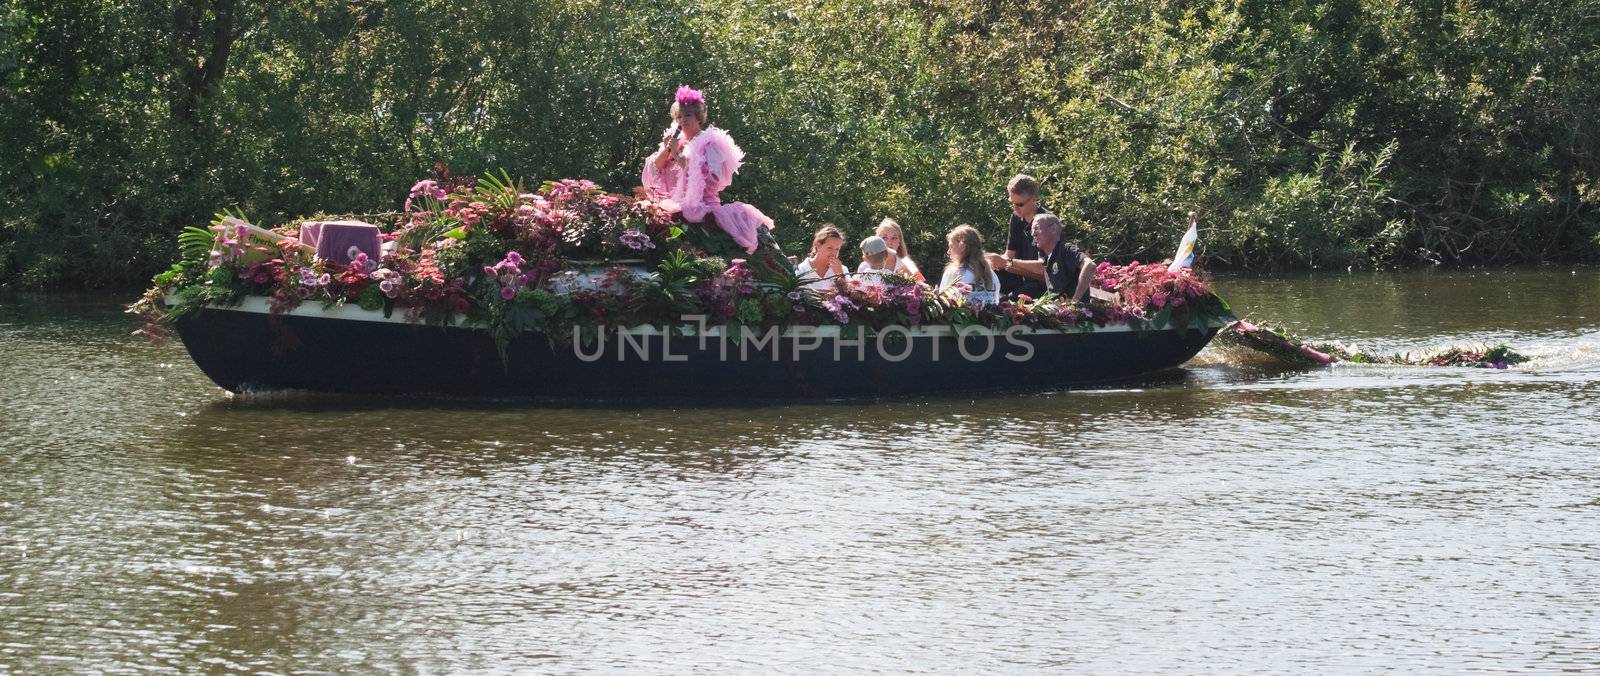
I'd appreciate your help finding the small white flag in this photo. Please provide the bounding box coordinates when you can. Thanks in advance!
[1168,212,1198,272]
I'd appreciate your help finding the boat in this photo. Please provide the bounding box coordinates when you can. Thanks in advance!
[172,297,1229,399]
[140,175,1235,400]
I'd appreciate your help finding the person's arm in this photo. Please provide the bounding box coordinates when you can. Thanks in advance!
[651,129,679,171]
[1072,256,1096,303]
[643,133,680,198]
[992,254,1046,282]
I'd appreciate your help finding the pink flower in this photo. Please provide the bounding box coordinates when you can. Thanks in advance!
[500,286,516,301]
[408,179,447,200]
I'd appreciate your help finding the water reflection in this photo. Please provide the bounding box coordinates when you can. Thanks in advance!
[2,269,1599,672]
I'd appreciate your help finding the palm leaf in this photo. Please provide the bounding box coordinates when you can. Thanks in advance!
[177,226,215,262]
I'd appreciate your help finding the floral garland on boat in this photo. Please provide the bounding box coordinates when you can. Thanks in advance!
[130,172,1234,349]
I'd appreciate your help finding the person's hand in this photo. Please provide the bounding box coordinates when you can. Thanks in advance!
[652,134,679,171]
[984,252,1008,271]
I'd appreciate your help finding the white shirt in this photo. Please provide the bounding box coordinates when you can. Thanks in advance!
[797,258,842,292]
[939,265,1001,306]
[893,256,921,279]
[855,261,894,288]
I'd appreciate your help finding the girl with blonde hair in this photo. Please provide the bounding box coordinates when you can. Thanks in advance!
[863,218,923,283]
[938,225,1000,305]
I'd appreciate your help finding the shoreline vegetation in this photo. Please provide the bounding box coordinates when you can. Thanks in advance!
[4,1,1598,289]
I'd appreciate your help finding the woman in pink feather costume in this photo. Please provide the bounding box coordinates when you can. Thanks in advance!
[642,85,774,254]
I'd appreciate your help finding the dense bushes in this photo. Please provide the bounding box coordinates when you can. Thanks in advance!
[2,0,1596,288]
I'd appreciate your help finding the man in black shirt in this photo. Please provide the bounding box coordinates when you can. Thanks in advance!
[998,174,1048,298]
[988,213,1095,303]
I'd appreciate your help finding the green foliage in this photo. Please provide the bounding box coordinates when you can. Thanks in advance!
[476,171,527,211]
[176,226,214,263]
[3,0,1597,289]
[627,250,700,319]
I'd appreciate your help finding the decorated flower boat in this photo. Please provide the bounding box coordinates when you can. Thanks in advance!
[132,173,1235,400]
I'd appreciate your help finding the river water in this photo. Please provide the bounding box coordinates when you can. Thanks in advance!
[2,268,1598,673]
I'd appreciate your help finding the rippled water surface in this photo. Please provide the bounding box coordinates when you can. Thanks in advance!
[3,268,1599,673]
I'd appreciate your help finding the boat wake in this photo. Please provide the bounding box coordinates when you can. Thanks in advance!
[1196,322,1600,373]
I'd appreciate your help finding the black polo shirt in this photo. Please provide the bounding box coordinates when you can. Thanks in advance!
[1043,239,1088,299]
[999,205,1050,296]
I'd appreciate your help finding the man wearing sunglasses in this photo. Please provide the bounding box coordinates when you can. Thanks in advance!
[995,174,1049,298]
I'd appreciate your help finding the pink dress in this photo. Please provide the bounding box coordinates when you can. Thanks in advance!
[642,127,774,253]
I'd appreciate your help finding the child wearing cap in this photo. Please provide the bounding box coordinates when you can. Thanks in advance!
[855,235,895,288]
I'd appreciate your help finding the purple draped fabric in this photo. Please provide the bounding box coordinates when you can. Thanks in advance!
[303,221,380,265]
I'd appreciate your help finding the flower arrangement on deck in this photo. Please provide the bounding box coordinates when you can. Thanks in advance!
[130,171,1234,349]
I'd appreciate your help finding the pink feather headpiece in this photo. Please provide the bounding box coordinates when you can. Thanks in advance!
[675,85,705,107]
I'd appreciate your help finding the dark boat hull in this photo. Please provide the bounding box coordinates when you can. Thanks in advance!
[173,300,1223,399]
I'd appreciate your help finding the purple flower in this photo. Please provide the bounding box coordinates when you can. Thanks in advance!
[500,286,516,301]
[620,228,655,251]
[822,295,858,324]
